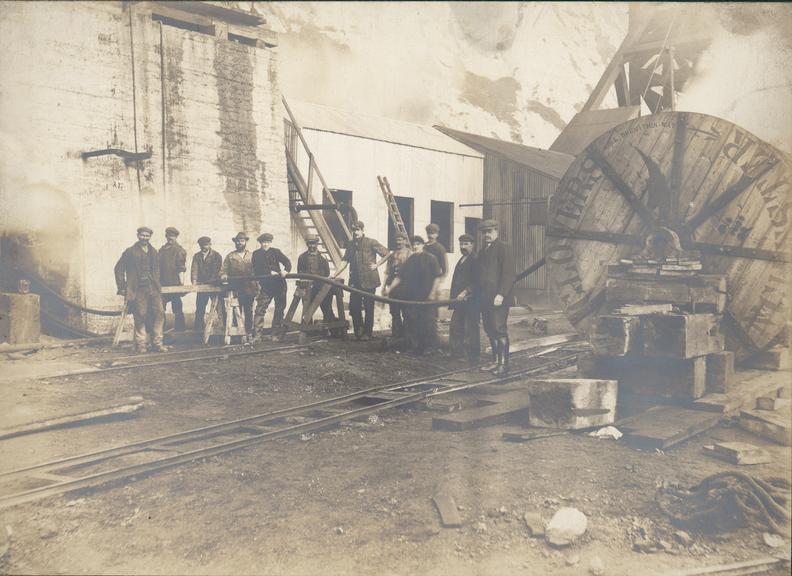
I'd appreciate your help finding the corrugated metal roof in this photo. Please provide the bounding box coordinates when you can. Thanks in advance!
[550,106,640,156]
[434,125,574,180]
[288,101,483,158]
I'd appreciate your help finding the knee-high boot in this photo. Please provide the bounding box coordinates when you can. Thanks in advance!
[495,336,510,375]
[481,337,499,371]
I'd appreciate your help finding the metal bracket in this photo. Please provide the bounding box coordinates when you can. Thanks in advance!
[80,149,152,164]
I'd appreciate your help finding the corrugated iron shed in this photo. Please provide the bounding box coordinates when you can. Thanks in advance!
[289,100,483,158]
[550,106,640,156]
[434,125,574,180]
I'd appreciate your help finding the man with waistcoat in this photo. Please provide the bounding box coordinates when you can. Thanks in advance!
[296,234,336,323]
[114,226,166,353]
[476,219,515,375]
[220,232,258,341]
[159,226,187,331]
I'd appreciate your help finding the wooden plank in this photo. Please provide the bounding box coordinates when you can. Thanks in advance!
[589,315,641,356]
[617,406,722,450]
[432,493,462,528]
[666,556,789,576]
[692,370,788,414]
[160,284,224,294]
[742,346,791,371]
[432,401,531,431]
[710,442,771,465]
[706,351,734,394]
[0,399,145,440]
[579,353,706,400]
[739,409,791,446]
[605,275,726,313]
[643,314,724,359]
[502,429,569,442]
[613,303,673,315]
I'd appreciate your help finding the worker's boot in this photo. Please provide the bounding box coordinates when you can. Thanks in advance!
[495,336,510,376]
[481,337,499,371]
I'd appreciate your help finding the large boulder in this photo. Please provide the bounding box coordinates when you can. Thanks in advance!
[546,507,587,546]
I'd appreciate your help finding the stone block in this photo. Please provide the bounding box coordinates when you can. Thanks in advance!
[642,313,724,359]
[589,315,641,356]
[711,442,771,465]
[706,351,734,394]
[525,378,617,429]
[742,347,791,371]
[0,293,40,345]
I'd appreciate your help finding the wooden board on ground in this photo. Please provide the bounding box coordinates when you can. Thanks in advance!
[642,313,724,359]
[502,429,569,442]
[692,370,788,414]
[432,399,532,431]
[616,406,722,450]
[708,441,771,465]
[739,409,792,446]
[432,493,462,528]
[705,351,734,394]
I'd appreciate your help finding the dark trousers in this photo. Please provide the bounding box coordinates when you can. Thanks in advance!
[194,293,224,332]
[309,283,336,321]
[255,284,287,333]
[405,304,433,353]
[450,302,481,360]
[161,293,185,330]
[237,294,255,335]
[349,286,376,336]
[389,303,407,338]
[481,305,510,340]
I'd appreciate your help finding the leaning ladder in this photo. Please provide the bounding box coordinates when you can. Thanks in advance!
[377,176,408,238]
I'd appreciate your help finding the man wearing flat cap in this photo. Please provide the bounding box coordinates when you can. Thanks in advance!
[334,220,388,340]
[384,232,412,339]
[114,226,166,353]
[252,232,292,341]
[449,233,480,363]
[297,234,336,323]
[159,226,187,332]
[191,236,222,334]
[476,219,515,375]
[424,223,448,347]
[220,232,258,340]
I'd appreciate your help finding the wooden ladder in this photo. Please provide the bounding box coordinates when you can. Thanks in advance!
[377,175,408,238]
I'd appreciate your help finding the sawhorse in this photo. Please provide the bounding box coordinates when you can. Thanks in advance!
[282,280,348,344]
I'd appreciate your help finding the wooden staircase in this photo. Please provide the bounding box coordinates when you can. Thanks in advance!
[283,96,351,274]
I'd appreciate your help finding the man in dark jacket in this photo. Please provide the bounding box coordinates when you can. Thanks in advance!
[424,223,448,348]
[159,226,187,331]
[384,235,442,355]
[114,226,166,353]
[252,232,292,341]
[220,232,257,340]
[297,234,335,323]
[449,234,480,362]
[384,233,412,339]
[476,219,516,375]
[334,221,388,340]
[191,236,223,334]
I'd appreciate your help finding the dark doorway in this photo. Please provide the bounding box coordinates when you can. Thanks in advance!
[465,217,482,248]
[327,189,355,249]
[388,196,414,249]
[430,200,454,253]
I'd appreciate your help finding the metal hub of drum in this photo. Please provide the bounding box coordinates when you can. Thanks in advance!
[547,111,791,357]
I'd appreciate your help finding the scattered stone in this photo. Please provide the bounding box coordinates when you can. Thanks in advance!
[334,526,345,535]
[658,540,672,551]
[473,521,488,534]
[674,530,692,547]
[762,532,784,548]
[38,524,58,540]
[546,507,587,547]
[589,556,604,575]
[523,512,545,538]
[633,536,658,553]
[565,553,580,566]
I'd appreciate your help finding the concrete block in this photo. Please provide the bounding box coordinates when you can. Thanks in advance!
[589,315,641,356]
[0,293,40,345]
[706,351,734,394]
[739,409,792,446]
[525,378,617,430]
[642,313,724,359]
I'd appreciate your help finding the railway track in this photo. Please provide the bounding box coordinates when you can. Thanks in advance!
[0,336,584,510]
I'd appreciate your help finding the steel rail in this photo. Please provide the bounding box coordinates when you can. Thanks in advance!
[0,342,580,509]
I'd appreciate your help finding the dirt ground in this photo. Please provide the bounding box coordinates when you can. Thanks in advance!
[0,311,790,575]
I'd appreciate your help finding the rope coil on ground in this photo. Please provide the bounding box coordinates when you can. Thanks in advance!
[655,471,791,536]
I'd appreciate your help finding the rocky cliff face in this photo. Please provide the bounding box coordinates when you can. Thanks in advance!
[242,2,628,148]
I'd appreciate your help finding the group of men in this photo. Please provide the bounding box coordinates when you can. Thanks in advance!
[113,218,515,375]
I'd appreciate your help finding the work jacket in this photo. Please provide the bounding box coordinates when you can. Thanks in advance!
[343,236,388,290]
[159,242,187,286]
[220,250,258,297]
[476,239,516,308]
[191,249,223,284]
[449,252,478,309]
[252,247,291,294]
[114,243,161,301]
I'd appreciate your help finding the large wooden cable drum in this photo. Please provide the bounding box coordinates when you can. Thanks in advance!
[546,111,791,358]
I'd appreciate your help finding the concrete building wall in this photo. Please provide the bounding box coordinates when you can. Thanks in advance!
[298,128,484,295]
[0,1,288,332]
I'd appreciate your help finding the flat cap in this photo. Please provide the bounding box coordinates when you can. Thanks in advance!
[137,226,153,235]
[257,233,274,243]
[351,220,365,230]
[478,219,499,231]
[425,223,440,234]
[232,231,249,241]
[197,236,211,246]
[306,234,320,244]
[458,234,474,243]
[165,226,180,236]
[410,235,425,245]
[396,233,410,242]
